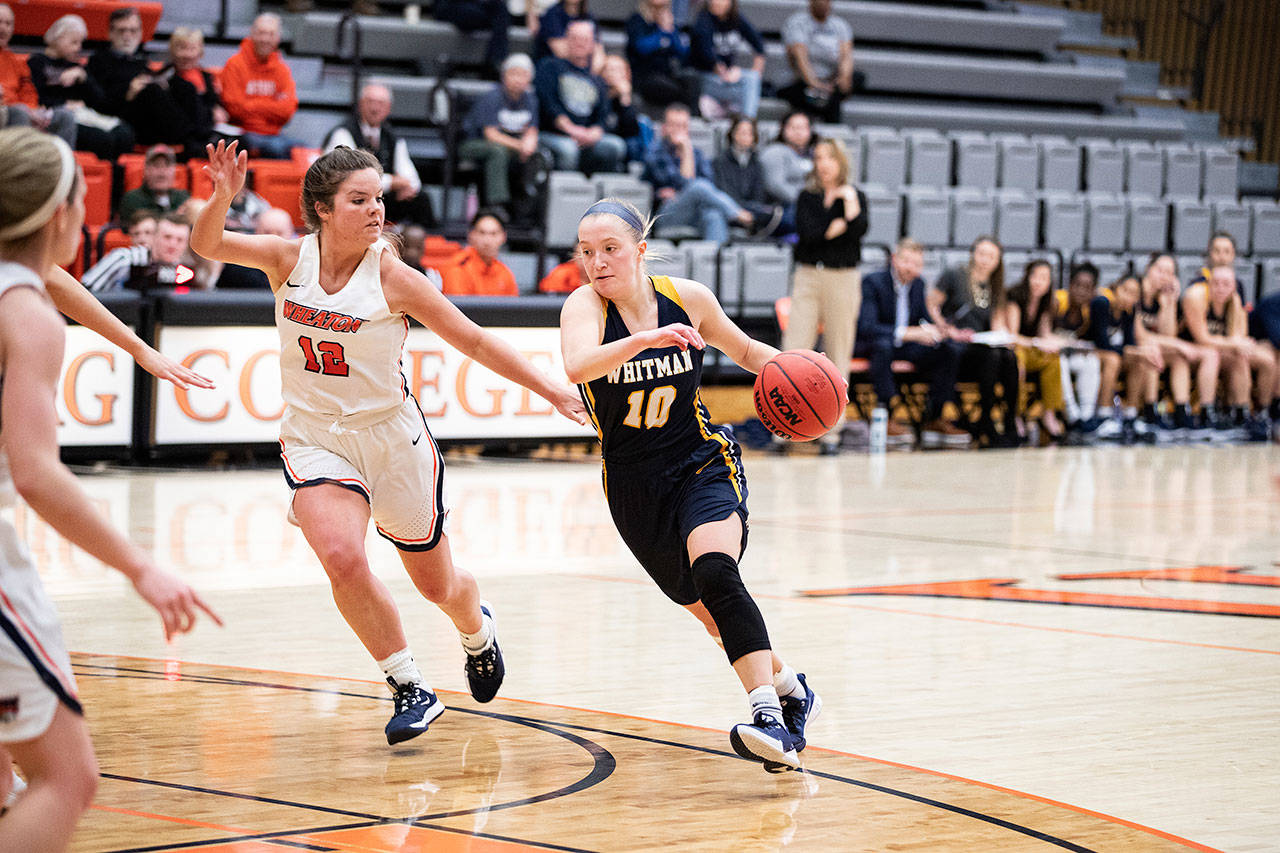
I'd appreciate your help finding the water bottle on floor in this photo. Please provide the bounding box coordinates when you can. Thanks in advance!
[870,407,888,454]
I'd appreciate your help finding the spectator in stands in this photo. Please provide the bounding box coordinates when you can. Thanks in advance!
[1052,262,1102,438]
[220,13,301,159]
[324,83,437,228]
[118,145,192,223]
[223,185,272,233]
[759,109,813,227]
[854,237,968,448]
[1088,274,1163,442]
[87,7,195,150]
[1181,264,1277,438]
[599,53,647,162]
[401,224,428,274]
[28,14,135,159]
[535,20,626,174]
[460,54,546,226]
[689,0,765,119]
[534,0,603,68]
[1188,230,1247,304]
[1002,259,1066,442]
[154,27,227,155]
[85,214,194,292]
[625,0,698,111]
[435,0,512,72]
[539,255,589,293]
[1136,252,1220,437]
[644,104,754,243]
[779,0,856,123]
[781,136,866,455]
[929,235,1021,447]
[216,207,296,288]
[441,209,519,296]
[0,3,75,144]
[81,211,156,291]
[712,115,782,237]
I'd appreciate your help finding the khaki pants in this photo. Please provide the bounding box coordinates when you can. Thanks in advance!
[1016,345,1065,413]
[783,264,861,443]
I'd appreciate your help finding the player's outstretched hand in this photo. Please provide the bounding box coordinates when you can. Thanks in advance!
[551,384,588,426]
[136,346,215,391]
[131,564,223,641]
[203,139,248,200]
[648,323,704,352]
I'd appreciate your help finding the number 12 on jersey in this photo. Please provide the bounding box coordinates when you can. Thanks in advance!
[298,336,349,376]
[623,385,676,429]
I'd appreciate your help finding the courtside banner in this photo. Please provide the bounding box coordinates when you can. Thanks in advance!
[55,326,135,447]
[153,325,594,444]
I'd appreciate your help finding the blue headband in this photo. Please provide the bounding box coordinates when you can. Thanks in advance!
[580,200,644,235]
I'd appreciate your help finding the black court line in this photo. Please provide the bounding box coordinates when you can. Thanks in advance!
[79,660,1100,852]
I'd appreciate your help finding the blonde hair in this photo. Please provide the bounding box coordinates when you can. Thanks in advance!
[169,26,204,52]
[804,137,852,192]
[576,197,660,276]
[0,128,78,251]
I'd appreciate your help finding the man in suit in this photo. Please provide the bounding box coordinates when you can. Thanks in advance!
[854,237,968,447]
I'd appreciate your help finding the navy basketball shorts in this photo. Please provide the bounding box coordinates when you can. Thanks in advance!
[604,443,749,605]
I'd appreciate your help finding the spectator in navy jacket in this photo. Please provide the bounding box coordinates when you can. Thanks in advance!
[599,53,646,162]
[534,0,603,69]
[855,237,968,447]
[688,0,765,118]
[535,20,625,174]
[625,0,698,111]
[644,103,752,243]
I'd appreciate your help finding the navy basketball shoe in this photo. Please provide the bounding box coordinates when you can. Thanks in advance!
[779,673,822,752]
[385,678,444,745]
[730,711,801,773]
[464,601,505,703]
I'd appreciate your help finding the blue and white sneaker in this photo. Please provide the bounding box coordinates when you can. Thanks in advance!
[779,673,823,752]
[385,678,445,745]
[730,712,801,773]
[464,601,505,703]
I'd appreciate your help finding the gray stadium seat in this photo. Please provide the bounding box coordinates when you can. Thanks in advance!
[859,245,888,277]
[734,244,794,317]
[1085,195,1126,252]
[1211,201,1251,255]
[1036,135,1080,192]
[996,134,1039,192]
[546,171,597,248]
[499,251,540,295]
[863,128,908,189]
[1126,198,1169,254]
[1171,199,1212,254]
[1234,260,1258,304]
[905,188,952,248]
[815,122,860,177]
[942,248,970,271]
[688,117,716,157]
[906,129,951,188]
[1261,257,1280,299]
[595,174,652,219]
[1043,193,1086,254]
[994,190,1039,250]
[1123,141,1163,199]
[1083,140,1124,194]
[1175,255,1203,286]
[953,132,998,189]
[1201,147,1239,200]
[921,250,944,286]
[1250,200,1280,255]
[683,241,722,296]
[644,239,687,279]
[862,184,903,249]
[951,189,995,246]
[1163,145,1201,200]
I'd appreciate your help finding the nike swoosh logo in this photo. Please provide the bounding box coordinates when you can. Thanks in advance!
[412,433,423,445]
[409,716,431,729]
[285,280,301,287]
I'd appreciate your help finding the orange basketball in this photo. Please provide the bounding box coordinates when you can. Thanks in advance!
[753,350,848,441]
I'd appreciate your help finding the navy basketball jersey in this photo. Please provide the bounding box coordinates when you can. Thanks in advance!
[579,276,739,470]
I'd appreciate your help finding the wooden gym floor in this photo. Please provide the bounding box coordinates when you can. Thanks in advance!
[8,442,1278,851]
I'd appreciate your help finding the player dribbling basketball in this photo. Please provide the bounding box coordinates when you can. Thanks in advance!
[560,198,828,772]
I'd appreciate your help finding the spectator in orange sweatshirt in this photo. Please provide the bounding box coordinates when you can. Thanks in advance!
[0,3,74,144]
[219,13,300,159]
[441,210,520,297]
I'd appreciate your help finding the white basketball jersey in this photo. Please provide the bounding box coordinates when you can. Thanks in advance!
[0,262,48,510]
[275,235,409,420]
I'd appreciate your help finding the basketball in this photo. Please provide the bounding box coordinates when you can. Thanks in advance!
[753,350,848,441]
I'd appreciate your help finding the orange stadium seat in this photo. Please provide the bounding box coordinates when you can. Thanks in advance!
[9,0,161,40]
[248,160,307,230]
[187,159,213,200]
[75,152,113,231]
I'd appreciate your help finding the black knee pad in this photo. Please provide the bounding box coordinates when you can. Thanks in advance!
[690,552,771,664]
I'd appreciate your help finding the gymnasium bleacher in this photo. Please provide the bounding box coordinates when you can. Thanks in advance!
[12,0,1279,303]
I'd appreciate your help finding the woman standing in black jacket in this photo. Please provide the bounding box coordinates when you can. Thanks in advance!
[783,136,866,454]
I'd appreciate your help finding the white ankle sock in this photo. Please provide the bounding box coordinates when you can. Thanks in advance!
[378,648,424,689]
[748,685,784,725]
[459,610,494,654]
[773,664,805,700]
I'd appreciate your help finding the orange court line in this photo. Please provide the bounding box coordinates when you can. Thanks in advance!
[74,652,1220,852]
[89,802,253,834]
[296,824,574,852]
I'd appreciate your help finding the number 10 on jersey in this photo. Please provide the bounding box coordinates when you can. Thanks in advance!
[623,385,676,429]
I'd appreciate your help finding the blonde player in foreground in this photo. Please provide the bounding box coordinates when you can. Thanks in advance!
[0,127,222,851]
